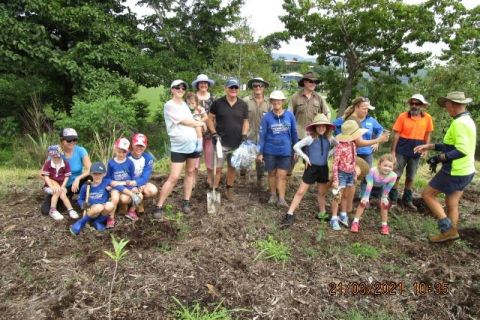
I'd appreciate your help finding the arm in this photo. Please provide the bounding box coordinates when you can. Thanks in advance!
[390,130,400,154]
[242,118,249,136]
[361,170,375,201]
[206,113,217,134]
[258,116,267,155]
[354,134,388,147]
[381,173,397,200]
[293,136,313,162]
[72,151,92,192]
[134,154,154,187]
[77,184,86,208]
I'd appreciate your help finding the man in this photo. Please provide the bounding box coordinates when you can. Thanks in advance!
[413,92,476,243]
[207,77,249,201]
[288,71,331,139]
[390,94,434,210]
[242,77,270,186]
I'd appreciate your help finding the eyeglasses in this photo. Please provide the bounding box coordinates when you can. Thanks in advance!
[228,86,239,90]
[172,86,186,91]
[410,101,423,106]
[65,138,78,143]
[252,84,264,88]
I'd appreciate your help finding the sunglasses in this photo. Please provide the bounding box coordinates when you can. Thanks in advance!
[228,86,239,90]
[410,101,423,106]
[172,86,186,91]
[304,79,317,84]
[65,138,78,143]
[252,84,264,88]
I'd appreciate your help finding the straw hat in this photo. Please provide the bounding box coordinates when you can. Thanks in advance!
[336,120,368,142]
[437,91,472,107]
[305,113,335,132]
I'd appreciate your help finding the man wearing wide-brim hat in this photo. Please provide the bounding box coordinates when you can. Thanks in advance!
[288,71,331,139]
[413,92,476,243]
[242,77,270,187]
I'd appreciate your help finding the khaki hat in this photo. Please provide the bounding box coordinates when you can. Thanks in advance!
[247,77,269,89]
[437,91,473,107]
[298,71,320,87]
[305,113,335,132]
[336,120,368,142]
[407,93,429,106]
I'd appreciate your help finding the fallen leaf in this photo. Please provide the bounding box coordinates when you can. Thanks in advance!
[205,283,220,297]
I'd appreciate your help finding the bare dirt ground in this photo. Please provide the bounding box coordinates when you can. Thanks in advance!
[1,173,480,319]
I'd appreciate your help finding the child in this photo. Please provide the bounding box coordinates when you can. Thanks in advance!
[281,114,335,227]
[330,120,369,230]
[107,138,142,227]
[70,162,115,235]
[351,154,397,235]
[41,145,79,220]
[185,92,207,187]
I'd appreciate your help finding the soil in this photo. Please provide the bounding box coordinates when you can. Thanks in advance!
[1,172,480,319]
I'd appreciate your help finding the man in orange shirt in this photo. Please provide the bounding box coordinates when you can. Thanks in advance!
[390,94,434,210]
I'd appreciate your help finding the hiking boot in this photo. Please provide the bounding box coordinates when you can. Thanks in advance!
[49,209,64,221]
[225,187,235,201]
[429,227,459,243]
[41,195,52,215]
[380,224,390,235]
[389,188,399,202]
[281,214,295,228]
[351,221,360,233]
[268,194,278,204]
[330,219,341,231]
[277,198,289,208]
[182,200,192,214]
[92,215,108,231]
[68,209,79,219]
[153,206,165,220]
[70,215,92,235]
[106,217,115,229]
[403,201,417,211]
[339,214,349,227]
[125,209,139,221]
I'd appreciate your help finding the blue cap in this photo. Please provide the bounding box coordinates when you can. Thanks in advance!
[90,161,106,174]
[47,145,63,157]
[225,77,240,88]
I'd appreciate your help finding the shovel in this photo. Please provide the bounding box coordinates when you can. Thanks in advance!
[207,139,223,213]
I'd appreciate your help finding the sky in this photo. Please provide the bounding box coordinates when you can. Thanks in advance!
[126,0,478,59]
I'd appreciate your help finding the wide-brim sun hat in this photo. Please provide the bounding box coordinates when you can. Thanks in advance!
[298,71,320,87]
[407,93,429,106]
[437,91,473,107]
[247,77,270,89]
[269,90,286,100]
[336,120,369,142]
[192,74,214,89]
[170,79,188,89]
[305,113,335,132]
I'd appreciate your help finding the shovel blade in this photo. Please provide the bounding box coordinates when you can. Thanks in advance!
[207,191,216,214]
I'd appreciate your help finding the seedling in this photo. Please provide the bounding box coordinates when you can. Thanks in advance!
[350,242,380,259]
[255,235,290,262]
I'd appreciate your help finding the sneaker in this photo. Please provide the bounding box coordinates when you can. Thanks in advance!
[106,217,115,229]
[153,206,165,220]
[68,209,79,219]
[339,214,349,227]
[429,227,459,243]
[268,194,278,204]
[125,209,139,221]
[351,221,360,233]
[281,214,295,228]
[380,224,390,235]
[49,209,64,221]
[182,201,192,214]
[277,198,289,208]
[330,218,341,231]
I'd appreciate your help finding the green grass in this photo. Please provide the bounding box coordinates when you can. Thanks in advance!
[135,86,164,121]
[172,297,248,320]
[336,308,396,320]
[0,167,40,199]
[255,235,291,262]
[349,242,381,259]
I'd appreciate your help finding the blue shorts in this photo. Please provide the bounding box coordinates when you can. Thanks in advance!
[429,170,474,195]
[264,154,292,172]
[338,170,355,188]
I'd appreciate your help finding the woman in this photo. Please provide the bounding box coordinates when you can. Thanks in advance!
[192,74,215,187]
[257,90,298,207]
[153,80,206,219]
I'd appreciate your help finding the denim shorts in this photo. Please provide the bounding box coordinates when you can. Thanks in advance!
[264,153,292,172]
[395,153,420,180]
[338,170,355,188]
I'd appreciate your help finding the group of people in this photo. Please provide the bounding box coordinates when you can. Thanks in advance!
[40,71,476,243]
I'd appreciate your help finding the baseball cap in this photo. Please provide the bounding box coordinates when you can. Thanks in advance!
[115,137,130,151]
[225,77,240,88]
[170,79,188,89]
[132,133,147,147]
[47,145,63,158]
[60,128,78,139]
[90,161,106,174]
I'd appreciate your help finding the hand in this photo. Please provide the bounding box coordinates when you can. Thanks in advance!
[413,144,431,154]
[293,153,299,161]
[332,181,338,189]
[371,143,379,152]
[420,151,427,159]
[71,178,81,193]
[427,155,441,173]
[62,187,67,194]
[257,154,264,162]
[81,202,90,210]
[241,134,248,142]
[126,180,136,187]
[111,181,119,187]
[378,132,390,143]
[390,152,396,162]
[360,198,369,208]
[194,139,203,153]
[380,198,390,210]
[305,158,311,168]
[212,133,221,146]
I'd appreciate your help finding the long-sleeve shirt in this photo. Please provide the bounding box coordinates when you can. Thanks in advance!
[128,152,155,187]
[106,158,136,192]
[332,141,357,183]
[362,167,397,200]
[77,178,111,208]
[258,110,298,157]
[293,135,334,166]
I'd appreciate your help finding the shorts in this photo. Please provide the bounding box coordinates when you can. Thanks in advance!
[264,154,292,172]
[338,170,355,188]
[302,164,329,184]
[429,170,474,195]
[171,151,201,163]
[207,146,234,169]
[395,153,420,180]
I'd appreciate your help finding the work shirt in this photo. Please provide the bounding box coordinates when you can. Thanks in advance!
[288,91,331,139]
[392,112,434,158]
[243,94,269,143]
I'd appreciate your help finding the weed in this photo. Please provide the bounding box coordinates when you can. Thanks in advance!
[381,263,407,277]
[419,219,438,237]
[91,128,116,164]
[255,235,291,262]
[449,239,472,253]
[154,156,172,174]
[0,167,39,199]
[157,243,172,253]
[350,242,380,259]
[172,296,247,320]
[336,308,395,320]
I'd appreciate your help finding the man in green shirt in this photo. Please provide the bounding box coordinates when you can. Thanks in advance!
[413,92,476,243]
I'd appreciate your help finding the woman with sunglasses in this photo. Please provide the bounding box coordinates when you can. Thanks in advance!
[153,80,206,219]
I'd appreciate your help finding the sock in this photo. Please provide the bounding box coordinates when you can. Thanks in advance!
[381,222,388,226]
[353,218,360,223]
[438,217,452,233]
[50,207,56,212]
[331,216,339,220]
[340,211,347,217]
[287,212,294,216]
[68,208,74,212]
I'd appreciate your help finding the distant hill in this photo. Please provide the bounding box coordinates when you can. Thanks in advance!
[272,52,317,63]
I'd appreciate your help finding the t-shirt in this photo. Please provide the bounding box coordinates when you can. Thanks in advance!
[243,95,270,143]
[77,178,111,207]
[62,145,88,187]
[392,112,434,158]
[288,91,331,139]
[106,158,136,192]
[128,151,155,187]
[164,99,197,154]
[41,159,71,186]
[209,96,249,148]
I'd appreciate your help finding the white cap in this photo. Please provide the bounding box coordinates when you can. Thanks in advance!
[408,93,429,105]
[170,79,188,88]
[269,90,286,100]
[366,102,375,110]
[115,137,130,151]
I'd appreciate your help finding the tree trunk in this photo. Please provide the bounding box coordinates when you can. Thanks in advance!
[337,74,356,116]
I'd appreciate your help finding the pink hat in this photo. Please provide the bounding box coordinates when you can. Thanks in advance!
[132,133,147,147]
[115,138,130,151]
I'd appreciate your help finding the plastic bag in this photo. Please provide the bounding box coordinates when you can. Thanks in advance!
[231,140,258,170]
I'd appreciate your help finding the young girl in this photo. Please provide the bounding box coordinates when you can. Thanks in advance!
[185,92,207,187]
[281,114,335,227]
[330,120,369,230]
[70,162,115,235]
[41,145,79,221]
[351,154,397,235]
[107,138,142,227]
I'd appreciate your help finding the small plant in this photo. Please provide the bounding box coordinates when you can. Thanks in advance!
[91,128,116,165]
[350,242,380,259]
[104,235,129,320]
[255,235,290,262]
[172,296,247,320]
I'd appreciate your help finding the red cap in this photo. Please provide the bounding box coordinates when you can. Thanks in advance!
[132,133,147,147]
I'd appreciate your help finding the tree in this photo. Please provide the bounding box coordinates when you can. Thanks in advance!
[280,0,457,115]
